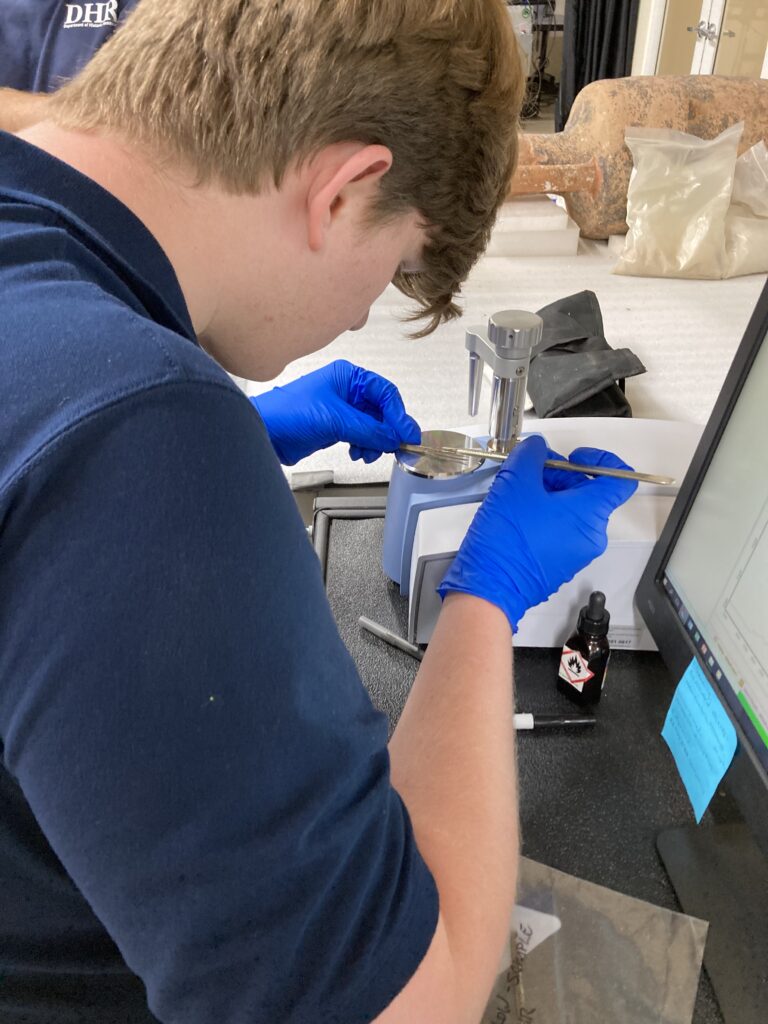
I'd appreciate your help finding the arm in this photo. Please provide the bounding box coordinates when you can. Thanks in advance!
[256,362,514,1020]
[375,438,638,1023]
[381,593,517,1024]
[0,87,49,133]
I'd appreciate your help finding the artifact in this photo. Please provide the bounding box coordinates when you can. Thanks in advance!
[509,75,768,239]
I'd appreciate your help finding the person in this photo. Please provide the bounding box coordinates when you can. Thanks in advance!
[0,0,408,440]
[0,1,141,131]
[0,2,636,1023]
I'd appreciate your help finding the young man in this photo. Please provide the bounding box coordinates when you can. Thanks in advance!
[0,2,636,1022]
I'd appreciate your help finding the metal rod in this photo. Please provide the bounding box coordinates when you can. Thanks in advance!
[399,443,675,487]
[358,616,424,661]
[542,458,675,486]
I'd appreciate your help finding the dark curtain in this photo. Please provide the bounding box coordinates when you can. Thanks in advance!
[556,0,641,131]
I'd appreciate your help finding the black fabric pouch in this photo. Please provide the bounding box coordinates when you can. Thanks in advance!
[528,290,646,418]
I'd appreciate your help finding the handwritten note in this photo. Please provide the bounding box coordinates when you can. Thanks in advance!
[486,907,561,1024]
[662,659,738,822]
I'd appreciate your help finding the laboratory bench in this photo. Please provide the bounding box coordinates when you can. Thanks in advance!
[314,498,729,1024]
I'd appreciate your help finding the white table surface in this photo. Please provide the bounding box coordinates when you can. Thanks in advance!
[243,240,766,487]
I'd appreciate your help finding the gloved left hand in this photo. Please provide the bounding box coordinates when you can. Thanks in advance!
[250,360,421,466]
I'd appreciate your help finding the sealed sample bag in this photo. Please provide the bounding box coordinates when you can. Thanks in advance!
[482,857,707,1024]
[724,139,768,277]
[614,122,768,280]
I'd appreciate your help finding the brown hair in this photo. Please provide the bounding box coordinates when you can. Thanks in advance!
[50,0,523,334]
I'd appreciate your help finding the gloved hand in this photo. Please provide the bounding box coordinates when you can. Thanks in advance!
[438,435,637,631]
[251,360,421,466]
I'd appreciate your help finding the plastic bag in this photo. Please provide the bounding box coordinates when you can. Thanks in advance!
[482,857,708,1024]
[724,139,768,277]
[614,123,743,279]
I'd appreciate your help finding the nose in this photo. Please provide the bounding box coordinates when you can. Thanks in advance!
[350,310,370,331]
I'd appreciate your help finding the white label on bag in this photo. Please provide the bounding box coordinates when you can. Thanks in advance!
[495,905,562,978]
[558,646,594,691]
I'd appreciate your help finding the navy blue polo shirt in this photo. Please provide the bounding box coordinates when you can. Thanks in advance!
[0,130,438,1024]
[1,0,137,93]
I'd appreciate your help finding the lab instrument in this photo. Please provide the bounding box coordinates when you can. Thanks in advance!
[382,308,542,593]
[382,305,701,650]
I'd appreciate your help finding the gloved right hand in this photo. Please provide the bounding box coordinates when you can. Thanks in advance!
[438,435,637,632]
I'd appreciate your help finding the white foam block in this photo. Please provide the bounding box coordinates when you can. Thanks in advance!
[486,217,580,257]
[494,196,570,232]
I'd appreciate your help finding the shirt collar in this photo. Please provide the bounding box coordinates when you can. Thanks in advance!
[0,130,196,342]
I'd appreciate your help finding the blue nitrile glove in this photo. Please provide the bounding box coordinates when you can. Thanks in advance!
[250,360,421,466]
[438,435,638,632]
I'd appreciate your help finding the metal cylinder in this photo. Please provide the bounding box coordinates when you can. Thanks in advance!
[486,310,542,451]
[488,373,528,454]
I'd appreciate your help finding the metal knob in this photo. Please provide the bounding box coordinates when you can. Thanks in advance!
[487,309,543,354]
[687,20,718,42]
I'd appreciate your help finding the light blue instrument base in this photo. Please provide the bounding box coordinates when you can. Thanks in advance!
[382,456,499,596]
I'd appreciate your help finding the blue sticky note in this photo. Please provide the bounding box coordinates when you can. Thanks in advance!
[661,659,738,822]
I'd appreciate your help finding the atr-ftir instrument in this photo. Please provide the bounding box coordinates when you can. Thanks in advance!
[381,308,701,650]
[382,308,541,595]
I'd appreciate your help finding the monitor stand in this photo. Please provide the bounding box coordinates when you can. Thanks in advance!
[656,823,768,1024]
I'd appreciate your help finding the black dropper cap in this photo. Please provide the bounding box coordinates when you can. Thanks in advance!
[577,591,610,638]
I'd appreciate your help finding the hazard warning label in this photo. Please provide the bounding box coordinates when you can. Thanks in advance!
[558,646,595,692]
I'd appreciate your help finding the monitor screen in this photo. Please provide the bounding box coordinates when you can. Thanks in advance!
[661,325,768,776]
[636,282,768,1024]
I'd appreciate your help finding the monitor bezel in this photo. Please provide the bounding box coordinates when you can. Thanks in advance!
[636,278,768,851]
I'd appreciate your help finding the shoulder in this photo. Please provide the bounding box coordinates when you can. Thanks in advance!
[0,180,249,492]
[0,273,246,491]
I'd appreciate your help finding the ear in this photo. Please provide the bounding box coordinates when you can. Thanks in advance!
[306,144,393,253]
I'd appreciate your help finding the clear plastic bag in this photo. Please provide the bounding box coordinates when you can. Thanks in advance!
[614,123,744,279]
[724,139,768,278]
[482,857,708,1024]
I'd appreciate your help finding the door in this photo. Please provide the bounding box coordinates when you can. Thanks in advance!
[711,0,768,77]
[656,0,707,74]
[653,0,768,77]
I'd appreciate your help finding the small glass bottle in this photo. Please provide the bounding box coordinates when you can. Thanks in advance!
[557,591,611,707]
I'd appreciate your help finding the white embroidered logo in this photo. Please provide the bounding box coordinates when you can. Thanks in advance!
[63,2,118,28]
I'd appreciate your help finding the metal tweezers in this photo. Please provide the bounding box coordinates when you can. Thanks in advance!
[399,443,675,487]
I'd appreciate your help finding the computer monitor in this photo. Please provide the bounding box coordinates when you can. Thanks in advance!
[636,279,768,1024]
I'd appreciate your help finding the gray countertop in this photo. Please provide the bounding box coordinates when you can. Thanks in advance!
[321,512,726,1024]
